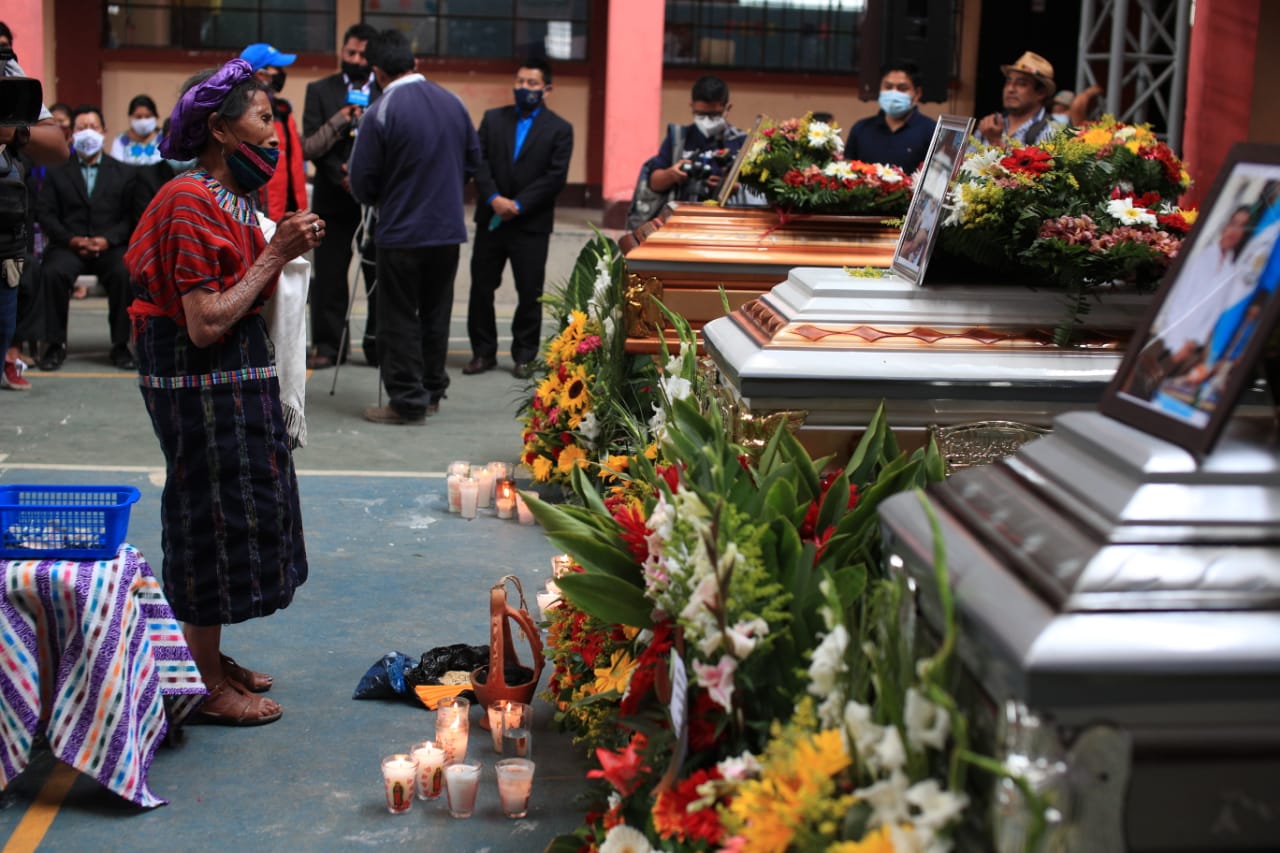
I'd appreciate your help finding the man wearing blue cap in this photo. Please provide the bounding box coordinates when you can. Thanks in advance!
[240,43,308,225]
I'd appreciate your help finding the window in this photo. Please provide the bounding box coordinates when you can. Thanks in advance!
[362,0,590,61]
[104,1,337,53]
[664,0,866,73]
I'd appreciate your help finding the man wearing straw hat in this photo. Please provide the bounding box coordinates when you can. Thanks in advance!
[977,50,1058,147]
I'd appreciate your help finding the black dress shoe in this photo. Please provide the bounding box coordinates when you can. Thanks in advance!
[512,361,534,380]
[37,344,66,372]
[110,346,137,371]
[462,356,497,375]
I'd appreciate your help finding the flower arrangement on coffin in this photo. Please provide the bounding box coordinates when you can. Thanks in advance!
[939,117,1197,342]
[736,113,912,216]
[522,388,1038,852]
[518,232,663,488]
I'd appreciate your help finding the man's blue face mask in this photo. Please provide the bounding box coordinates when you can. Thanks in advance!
[878,90,914,118]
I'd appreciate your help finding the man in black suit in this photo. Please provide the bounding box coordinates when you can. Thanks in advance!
[302,22,380,369]
[464,58,573,379]
[35,104,137,370]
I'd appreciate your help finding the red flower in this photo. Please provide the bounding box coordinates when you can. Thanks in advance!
[1157,211,1191,234]
[577,335,603,354]
[619,619,674,716]
[587,733,650,795]
[653,768,727,844]
[655,463,682,494]
[782,169,806,187]
[1000,146,1053,175]
[687,689,723,753]
[612,502,651,565]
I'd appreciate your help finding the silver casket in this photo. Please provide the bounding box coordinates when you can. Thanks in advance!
[877,410,1280,851]
[703,266,1151,454]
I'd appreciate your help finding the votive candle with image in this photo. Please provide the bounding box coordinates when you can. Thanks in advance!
[435,696,471,764]
[381,754,417,814]
[411,741,445,800]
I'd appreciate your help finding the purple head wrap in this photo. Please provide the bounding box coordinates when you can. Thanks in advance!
[159,58,255,160]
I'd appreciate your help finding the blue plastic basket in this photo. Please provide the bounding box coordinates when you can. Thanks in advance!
[0,485,141,560]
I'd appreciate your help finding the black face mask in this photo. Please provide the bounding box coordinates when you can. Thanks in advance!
[342,62,370,84]
[270,70,287,94]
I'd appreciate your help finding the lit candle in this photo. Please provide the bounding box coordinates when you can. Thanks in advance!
[496,497,514,519]
[488,462,512,496]
[476,466,494,509]
[495,757,535,819]
[551,554,572,578]
[487,701,508,752]
[447,474,462,513]
[381,754,418,814]
[411,741,445,800]
[515,491,536,525]
[448,461,471,477]
[458,477,479,520]
[436,696,471,765]
[536,590,560,621]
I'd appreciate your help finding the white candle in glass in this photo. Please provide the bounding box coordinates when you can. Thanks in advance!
[515,492,536,525]
[411,741,445,800]
[475,466,494,509]
[496,497,514,519]
[447,474,462,513]
[381,754,417,814]
[448,461,470,477]
[459,477,479,519]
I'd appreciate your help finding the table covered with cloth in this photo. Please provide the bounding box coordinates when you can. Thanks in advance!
[0,544,207,807]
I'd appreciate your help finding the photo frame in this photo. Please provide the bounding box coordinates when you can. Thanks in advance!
[716,114,764,208]
[891,114,974,286]
[1099,143,1280,457]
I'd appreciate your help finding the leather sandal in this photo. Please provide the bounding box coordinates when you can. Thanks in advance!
[194,680,283,726]
[220,653,273,693]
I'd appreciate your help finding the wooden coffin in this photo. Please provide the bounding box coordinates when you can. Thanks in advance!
[620,202,900,354]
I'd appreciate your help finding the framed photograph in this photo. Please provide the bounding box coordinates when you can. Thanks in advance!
[891,114,975,286]
[716,115,764,208]
[1100,143,1280,457]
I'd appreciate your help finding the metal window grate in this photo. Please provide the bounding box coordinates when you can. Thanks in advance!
[103,1,337,54]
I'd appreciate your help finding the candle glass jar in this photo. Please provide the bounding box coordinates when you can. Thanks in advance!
[458,477,479,520]
[435,696,471,765]
[411,741,445,800]
[444,760,483,818]
[495,758,535,818]
[501,701,533,759]
[381,754,418,814]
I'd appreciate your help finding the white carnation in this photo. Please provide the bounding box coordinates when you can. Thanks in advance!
[600,824,653,853]
[806,624,849,698]
[904,687,951,751]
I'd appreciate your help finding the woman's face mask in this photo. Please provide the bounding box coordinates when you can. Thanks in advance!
[131,116,157,137]
[225,139,280,193]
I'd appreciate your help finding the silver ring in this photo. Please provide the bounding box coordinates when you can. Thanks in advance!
[312,221,321,234]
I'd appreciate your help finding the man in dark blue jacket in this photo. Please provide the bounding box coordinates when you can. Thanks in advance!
[844,61,936,174]
[348,29,480,425]
[464,58,573,379]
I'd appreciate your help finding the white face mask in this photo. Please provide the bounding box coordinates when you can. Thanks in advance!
[131,116,157,137]
[73,128,104,158]
[694,115,725,138]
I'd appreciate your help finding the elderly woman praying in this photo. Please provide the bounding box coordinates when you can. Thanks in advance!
[126,59,324,725]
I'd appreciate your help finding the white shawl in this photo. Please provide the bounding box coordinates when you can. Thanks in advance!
[257,213,311,449]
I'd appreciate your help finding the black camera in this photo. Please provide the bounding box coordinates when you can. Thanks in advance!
[0,76,43,128]
[679,159,715,180]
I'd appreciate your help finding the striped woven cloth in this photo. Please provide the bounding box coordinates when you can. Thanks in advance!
[0,545,206,808]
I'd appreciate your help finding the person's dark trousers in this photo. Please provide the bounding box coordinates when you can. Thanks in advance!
[310,196,377,362]
[41,245,132,349]
[377,244,459,418]
[467,226,551,365]
[0,283,15,357]
[13,253,42,349]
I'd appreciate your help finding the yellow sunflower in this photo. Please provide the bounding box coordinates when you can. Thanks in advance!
[559,370,591,414]
[532,456,554,482]
[1080,126,1112,147]
[598,454,630,481]
[558,444,589,473]
[537,372,563,403]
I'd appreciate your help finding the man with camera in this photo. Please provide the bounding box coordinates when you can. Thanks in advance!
[1,22,69,390]
[302,22,381,369]
[644,75,747,204]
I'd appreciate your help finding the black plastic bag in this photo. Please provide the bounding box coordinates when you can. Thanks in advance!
[405,643,489,689]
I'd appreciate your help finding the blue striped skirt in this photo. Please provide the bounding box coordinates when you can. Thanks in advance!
[136,312,308,626]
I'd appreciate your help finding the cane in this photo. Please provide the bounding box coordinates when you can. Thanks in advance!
[329,205,378,398]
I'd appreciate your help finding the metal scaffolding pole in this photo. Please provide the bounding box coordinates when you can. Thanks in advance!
[1075,0,1192,152]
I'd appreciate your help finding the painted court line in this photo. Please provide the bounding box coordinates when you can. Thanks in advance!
[1,762,78,853]
[0,462,445,479]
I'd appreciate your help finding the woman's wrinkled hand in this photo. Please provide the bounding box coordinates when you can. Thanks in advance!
[272,209,325,261]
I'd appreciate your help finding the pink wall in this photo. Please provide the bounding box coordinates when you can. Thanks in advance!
[602,1,665,204]
[7,0,46,92]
